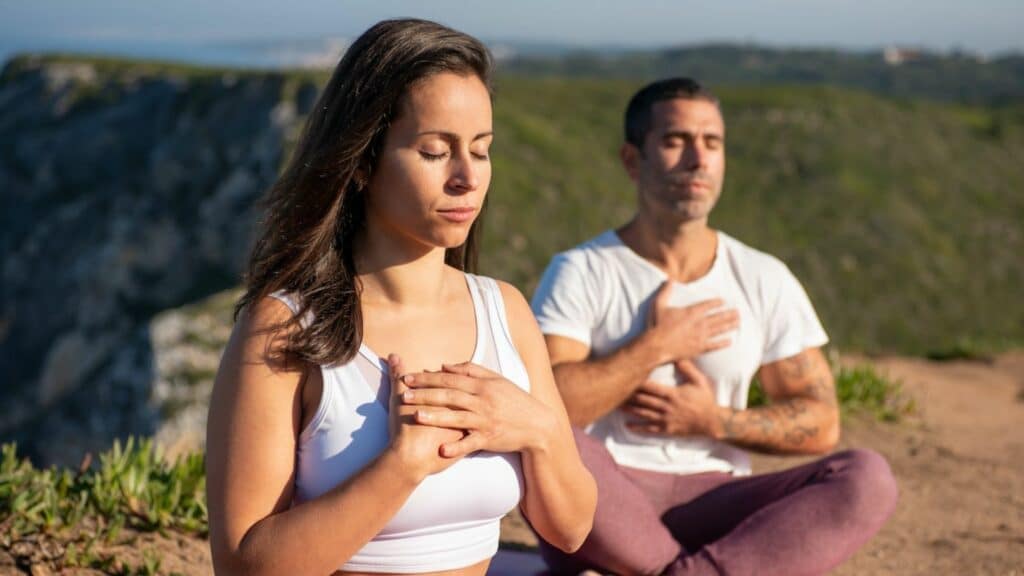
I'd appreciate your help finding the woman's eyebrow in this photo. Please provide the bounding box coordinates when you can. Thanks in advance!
[415,130,494,141]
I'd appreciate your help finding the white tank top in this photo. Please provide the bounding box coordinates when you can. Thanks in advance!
[271,274,530,573]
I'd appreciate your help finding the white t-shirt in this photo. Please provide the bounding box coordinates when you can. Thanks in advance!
[531,230,828,475]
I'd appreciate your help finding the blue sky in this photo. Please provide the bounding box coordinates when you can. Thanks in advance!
[2,0,1021,61]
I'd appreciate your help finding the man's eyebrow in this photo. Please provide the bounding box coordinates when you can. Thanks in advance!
[661,130,724,140]
[415,130,494,141]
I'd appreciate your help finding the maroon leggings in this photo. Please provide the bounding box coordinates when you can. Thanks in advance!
[538,428,898,576]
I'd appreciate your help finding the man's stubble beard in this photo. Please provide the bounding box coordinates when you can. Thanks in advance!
[640,183,722,227]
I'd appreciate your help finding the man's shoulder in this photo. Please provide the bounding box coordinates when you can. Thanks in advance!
[718,231,792,279]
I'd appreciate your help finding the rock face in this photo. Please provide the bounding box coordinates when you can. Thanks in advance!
[0,55,320,465]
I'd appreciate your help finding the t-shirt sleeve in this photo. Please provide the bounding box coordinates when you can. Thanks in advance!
[761,262,829,364]
[530,253,598,348]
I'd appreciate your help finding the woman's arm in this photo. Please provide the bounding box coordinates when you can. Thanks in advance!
[495,282,597,552]
[206,298,450,575]
[397,282,597,552]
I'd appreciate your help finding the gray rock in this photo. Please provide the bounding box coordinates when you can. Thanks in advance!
[0,56,314,466]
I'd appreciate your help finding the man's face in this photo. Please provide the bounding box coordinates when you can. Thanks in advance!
[623,98,726,223]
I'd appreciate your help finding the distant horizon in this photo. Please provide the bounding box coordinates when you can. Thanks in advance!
[3,34,1021,72]
[3,0,1022,68]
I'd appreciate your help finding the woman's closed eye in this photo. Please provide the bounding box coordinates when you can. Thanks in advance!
[419,148,450,161]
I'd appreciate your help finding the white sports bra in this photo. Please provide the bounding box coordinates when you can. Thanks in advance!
[271,274,530,573]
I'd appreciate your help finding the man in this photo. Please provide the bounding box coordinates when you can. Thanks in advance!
[530,78,898,576]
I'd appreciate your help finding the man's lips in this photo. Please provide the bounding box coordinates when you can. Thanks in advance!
[670,180,712,196]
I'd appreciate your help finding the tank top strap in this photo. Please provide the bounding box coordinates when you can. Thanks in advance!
[268,290,314,328]
[466,275,517,364]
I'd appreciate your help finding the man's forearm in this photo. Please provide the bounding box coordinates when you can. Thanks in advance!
[715,398,839,455]
[553,331,666,427]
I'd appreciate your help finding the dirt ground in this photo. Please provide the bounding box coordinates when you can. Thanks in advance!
[501,352,1024,575]
[3,353,1022,575]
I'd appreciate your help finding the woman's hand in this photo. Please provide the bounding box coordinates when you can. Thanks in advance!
[386,354,467,481]
[399,361,557,458]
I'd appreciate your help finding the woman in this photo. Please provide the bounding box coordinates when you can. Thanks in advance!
[205,18,597,576]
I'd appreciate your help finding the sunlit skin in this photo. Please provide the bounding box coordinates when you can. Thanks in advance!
[544,96,838,457]
[622,98,726,233]
[362,72,494,265]
[206,71,595,576]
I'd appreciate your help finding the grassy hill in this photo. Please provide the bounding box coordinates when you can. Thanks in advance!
[503,45,1024,105]
[483,77,1024,355]
[5,54,1023,355]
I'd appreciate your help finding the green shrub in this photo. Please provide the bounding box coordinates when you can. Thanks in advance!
[747,353,913,422]
[0,437,207,545]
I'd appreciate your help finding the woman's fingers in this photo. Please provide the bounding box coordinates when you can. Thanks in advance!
[388,353,408,395]
[402,388,481,411]
[414,407,487,431]
[441,361,497,378]
[403,370,478,392]
[441,432,488,458]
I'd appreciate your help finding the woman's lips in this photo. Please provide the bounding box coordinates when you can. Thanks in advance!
[438,207,477,223]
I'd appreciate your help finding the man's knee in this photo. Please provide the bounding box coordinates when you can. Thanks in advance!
[833,448,899,522]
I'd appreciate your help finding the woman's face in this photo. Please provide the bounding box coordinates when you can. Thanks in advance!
[365,72,493,252]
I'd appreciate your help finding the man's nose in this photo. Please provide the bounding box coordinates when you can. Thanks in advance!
[683,142,708,171]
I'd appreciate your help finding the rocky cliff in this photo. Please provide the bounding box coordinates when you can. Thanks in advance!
[0,55,321,465]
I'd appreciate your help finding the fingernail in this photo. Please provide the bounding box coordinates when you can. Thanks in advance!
[403,391,413,401]
[417,410,429,421]
[402,374,414,384]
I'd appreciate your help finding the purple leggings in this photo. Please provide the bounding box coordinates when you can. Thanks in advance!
[538,428,898,576]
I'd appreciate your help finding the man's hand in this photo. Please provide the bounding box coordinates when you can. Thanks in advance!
[646,281,739,364]
[623,360,725,438]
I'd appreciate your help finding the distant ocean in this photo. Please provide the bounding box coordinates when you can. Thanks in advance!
[0,37,544,70]
[0,37,353,69]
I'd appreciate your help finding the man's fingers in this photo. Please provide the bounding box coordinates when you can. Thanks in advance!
[625,422,664,435]
[674,359,713,388]
[635,381,673,398]
[441,432,487,458]
[626,391,669,411]
[701,338,731,353]
[674,359,700,379]
[622,405,664,422]
[402,388,481,412]
[705,309,740,332]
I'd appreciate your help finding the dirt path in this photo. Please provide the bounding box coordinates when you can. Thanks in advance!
[4,354,1022,575]
[808,352,1024,575]
[501,352,1024,575]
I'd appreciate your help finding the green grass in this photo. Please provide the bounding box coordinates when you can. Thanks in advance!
[0,438,206,541]
[481,77,1024,356]
[833,363,915,422]
[0,359,908,572]
[748,355,914,422]
[6,55,1022,356]
[1,438,205,572]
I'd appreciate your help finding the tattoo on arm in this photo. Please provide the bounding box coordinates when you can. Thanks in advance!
[719,349,838,454]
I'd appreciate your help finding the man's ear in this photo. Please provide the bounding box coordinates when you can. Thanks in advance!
[620,142,641,182]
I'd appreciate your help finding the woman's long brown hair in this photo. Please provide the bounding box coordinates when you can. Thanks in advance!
[235,19,493,366]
